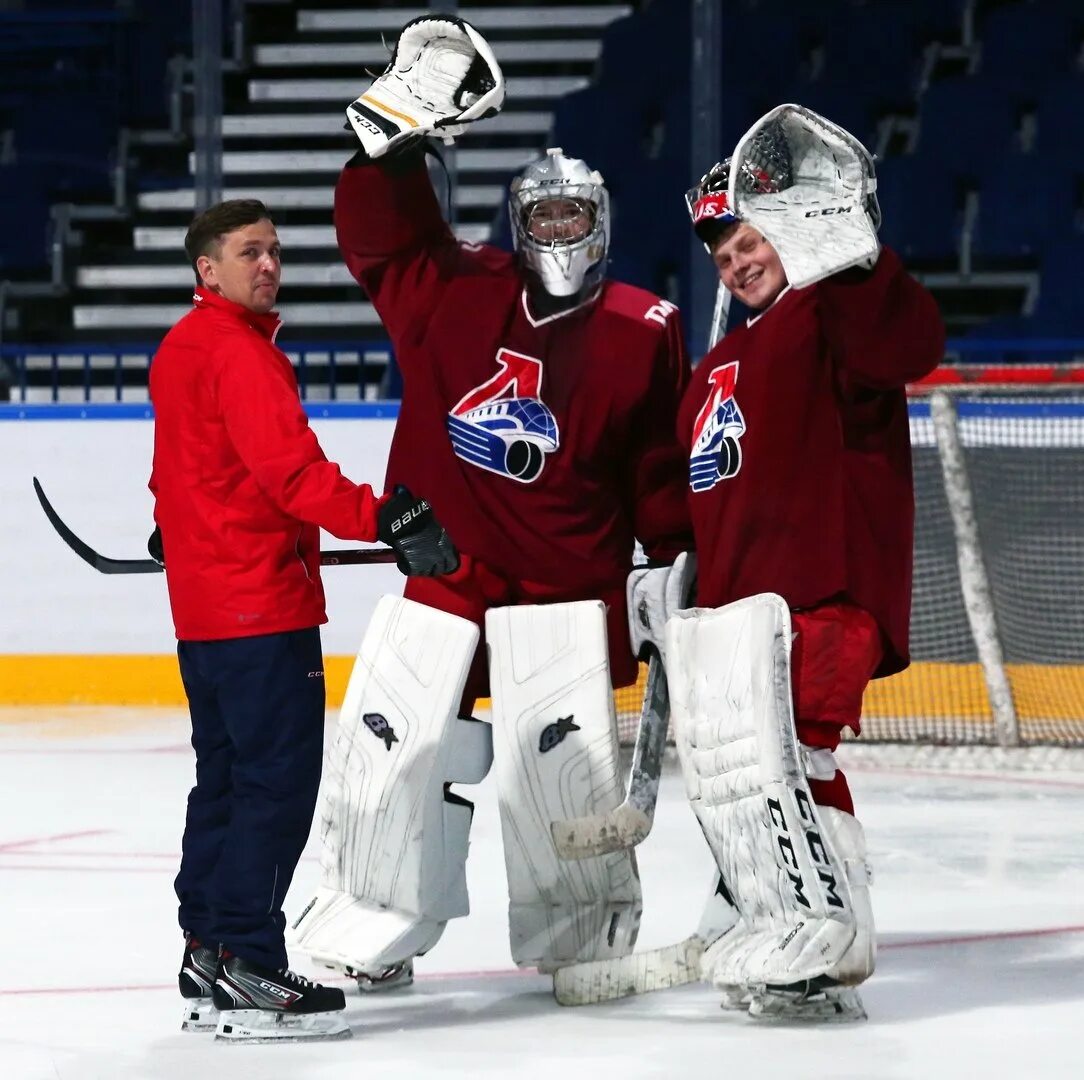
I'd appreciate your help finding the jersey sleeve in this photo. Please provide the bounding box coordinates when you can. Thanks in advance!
[333,151,460,351]
[627,306,695,563]
[816,246,945,389]
[215,339,384,542]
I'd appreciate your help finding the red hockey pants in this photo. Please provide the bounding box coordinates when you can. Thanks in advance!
[790,601,884,815]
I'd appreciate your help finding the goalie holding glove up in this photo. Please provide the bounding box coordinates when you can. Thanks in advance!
[290,15,694,995]
[667,105,945,1020]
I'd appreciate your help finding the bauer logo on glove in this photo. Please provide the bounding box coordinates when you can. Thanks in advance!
[346,15,505,158]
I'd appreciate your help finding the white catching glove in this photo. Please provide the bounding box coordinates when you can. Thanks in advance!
[626,551,697,664]
[346,15,505,159]
[728,103,881,289]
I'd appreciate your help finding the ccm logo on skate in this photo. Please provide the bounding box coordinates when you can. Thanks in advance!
[539,715,579,753]
[804,205,853,217]
[363,712,399,750]
[258,980,299,1004]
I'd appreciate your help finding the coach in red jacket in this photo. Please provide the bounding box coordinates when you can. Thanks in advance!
[148,198,457,1031]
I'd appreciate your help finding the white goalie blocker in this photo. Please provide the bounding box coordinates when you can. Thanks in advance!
[487,600,641,972]
[665,594,875,1003]
[290,596,492,976]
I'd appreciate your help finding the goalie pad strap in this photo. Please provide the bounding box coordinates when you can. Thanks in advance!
[291,596,491,973]
[625,550,696,663]
[666,594,869,988]
[487,600,641,972]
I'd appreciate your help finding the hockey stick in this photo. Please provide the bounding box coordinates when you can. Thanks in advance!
[553,281,738,999]
[553,873,737,1005]
[33,477,397,575]
[551,648,668,859]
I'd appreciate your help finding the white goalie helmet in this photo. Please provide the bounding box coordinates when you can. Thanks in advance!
[509,147,610,297]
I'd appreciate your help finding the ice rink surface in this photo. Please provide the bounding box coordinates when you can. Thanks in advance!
[1,707,1081,1080]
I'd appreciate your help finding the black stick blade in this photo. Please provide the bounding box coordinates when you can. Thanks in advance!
[33,476,400,574]
[33,477,163,574]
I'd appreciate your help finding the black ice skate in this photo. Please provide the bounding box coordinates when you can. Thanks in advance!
[350,958,414,993]
[212,951,352,1042]
[178,932,219,1032]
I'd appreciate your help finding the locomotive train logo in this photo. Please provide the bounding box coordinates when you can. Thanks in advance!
[447,348,559,483]
[689,360,746,492]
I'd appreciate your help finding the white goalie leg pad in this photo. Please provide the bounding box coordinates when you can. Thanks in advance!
[291,596,492,975]
[665,594,874,991]
[487,600,642,973]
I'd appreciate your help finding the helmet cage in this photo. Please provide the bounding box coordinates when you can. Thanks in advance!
[510,149,610,297]
[686,118,794,248]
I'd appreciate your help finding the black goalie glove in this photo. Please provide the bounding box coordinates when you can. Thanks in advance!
[147,525,164,567]
[377,486,459,577]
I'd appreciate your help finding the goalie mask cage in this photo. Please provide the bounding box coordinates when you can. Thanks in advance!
[615,382,1084,749]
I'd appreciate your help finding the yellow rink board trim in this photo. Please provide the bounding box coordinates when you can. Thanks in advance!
[0,654,355,708]
[2,656,1082,724]
[613,661,1084,724]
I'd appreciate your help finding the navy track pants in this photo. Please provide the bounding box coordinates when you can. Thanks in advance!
[174,626,325,969]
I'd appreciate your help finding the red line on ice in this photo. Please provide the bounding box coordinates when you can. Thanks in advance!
[0,829,112,852]
[849,764,1084,790]
[2,927,1081,998]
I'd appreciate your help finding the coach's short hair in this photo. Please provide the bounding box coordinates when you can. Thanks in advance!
[184,199,274,281]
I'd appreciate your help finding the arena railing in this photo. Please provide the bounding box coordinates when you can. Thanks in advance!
[0,341,395,406]
[3,339,1084,407]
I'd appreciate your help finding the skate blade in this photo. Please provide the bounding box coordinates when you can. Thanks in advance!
[747,987,867,1023]
[718,987,753,1012]
[180,1001,218,1032]
[353,963,414,994]
[214,1009,352,1043]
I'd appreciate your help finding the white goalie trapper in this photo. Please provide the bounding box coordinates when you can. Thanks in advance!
[688,103,882,289]
[346,15,505,158]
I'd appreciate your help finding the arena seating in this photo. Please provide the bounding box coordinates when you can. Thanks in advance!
[1,0,1081,353]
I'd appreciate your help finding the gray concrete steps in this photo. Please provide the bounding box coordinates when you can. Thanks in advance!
[254,39,602,67]
[72,300,382,331]
[186,146,539,175]
[220,109,554,138]
[137,184,505,211]
[248,75,589,103]
[294,6,631,32]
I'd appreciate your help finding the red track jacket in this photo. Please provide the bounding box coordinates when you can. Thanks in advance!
[149,288,384,641]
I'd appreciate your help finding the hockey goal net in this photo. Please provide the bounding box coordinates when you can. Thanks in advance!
[615,377,1084,748]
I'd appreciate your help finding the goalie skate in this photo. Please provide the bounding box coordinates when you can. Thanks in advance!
[746,980,867,1023]
[350,959,414,993]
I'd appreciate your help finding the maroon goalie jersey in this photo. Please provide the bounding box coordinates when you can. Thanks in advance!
[335,157,693,594]
[677,249,944,676]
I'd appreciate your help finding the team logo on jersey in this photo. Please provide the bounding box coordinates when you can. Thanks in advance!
[446,348,559,483]
[689,361,745,492]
